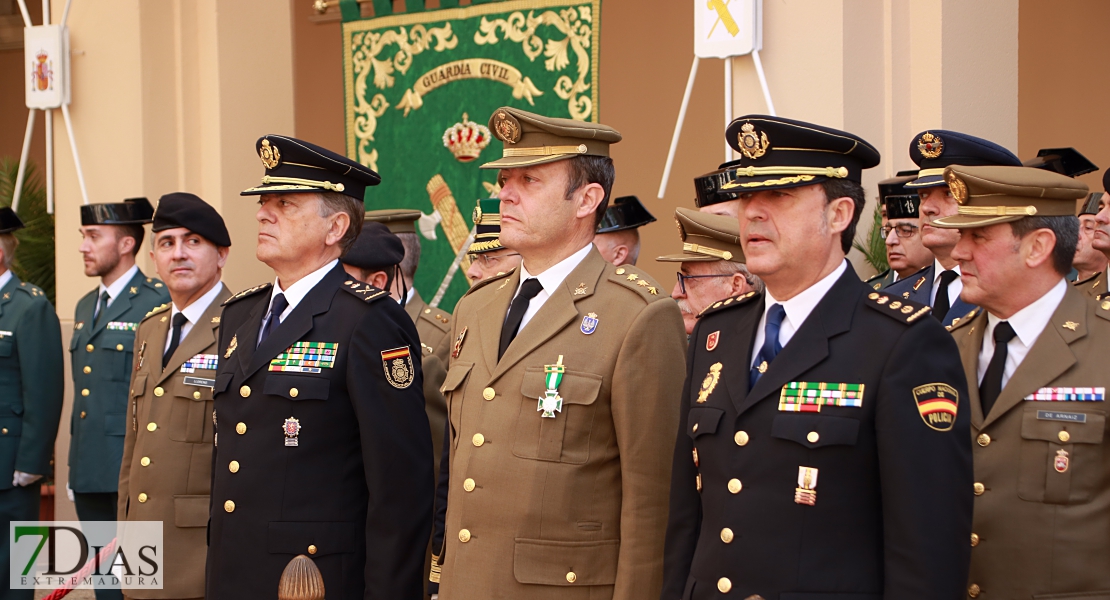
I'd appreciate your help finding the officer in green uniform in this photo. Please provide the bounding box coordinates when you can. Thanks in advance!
[0,207,64,600]
[69,197,168,600]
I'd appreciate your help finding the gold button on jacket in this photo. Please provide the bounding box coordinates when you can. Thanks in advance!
[954,287,1110,597]
[435,249,687,600]
[115,284,226,600]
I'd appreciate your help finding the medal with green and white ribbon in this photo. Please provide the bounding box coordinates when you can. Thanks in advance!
[539,355,565,418]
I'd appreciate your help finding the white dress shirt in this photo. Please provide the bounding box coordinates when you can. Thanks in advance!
[0,269,12,292]
[96,264,139,314]
[164,282,225,354]
[512,243,593,333]
[750,260,848,368]
[977,278,1067,388]
[261,260,338,341]
[929,259,963,307]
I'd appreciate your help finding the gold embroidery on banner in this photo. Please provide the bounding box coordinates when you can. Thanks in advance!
[397,60,544,117]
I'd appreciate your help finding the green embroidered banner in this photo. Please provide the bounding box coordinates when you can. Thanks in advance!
[342,0,601,311]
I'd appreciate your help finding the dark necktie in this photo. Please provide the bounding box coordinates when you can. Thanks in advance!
[163,312,189,369]
[933,269,959,322]
[258,293,289,348]
[979,321,1017,416]
[498,278,544,360]
[749,303,786,390]
[93,291,110,326]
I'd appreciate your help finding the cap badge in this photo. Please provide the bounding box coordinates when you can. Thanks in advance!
[260,139,281,169]
[443,113,492,162]
[917,132,943,159]
[737,122,769,159]
[944,170,969,204]
[472,204,483,225]
[493,111,522,144]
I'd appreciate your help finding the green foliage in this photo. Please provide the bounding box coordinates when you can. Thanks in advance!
[853,201,888,275]
[0,159,56,305]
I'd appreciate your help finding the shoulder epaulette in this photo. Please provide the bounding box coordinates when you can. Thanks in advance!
[864,269,888,285]
[222,282,273,306]
[608,266,665,301]
[462,268,516,299]
[143,276,166,291]
[1073,272,1100,288]
[14,281,46,299]
[945,306,981,332]
[699,290,760,318]
[864,291,931,324]
[340,279,389,303]
[1096,293,1110,322]
[144,302,171,319]
[419,307,451,330]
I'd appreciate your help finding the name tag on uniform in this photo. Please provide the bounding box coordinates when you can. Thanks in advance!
[1037,410,1088,423]
[779,382,864,412]
[270,341,338,373]
[106,321,138,331]
[180,353,219,373]
[1024,387,1105,402]
[183,376,216,388]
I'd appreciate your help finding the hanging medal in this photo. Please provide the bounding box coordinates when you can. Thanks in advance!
[538,355,566,419]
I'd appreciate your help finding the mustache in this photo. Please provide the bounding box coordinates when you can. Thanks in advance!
[676,298,694,316]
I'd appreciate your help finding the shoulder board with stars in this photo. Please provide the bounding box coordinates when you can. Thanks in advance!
[699,290,760,317]
[340,280,389,303]
[609,266,664,300]
[143,302,171,320]
[864,291,931,324]
[143,276,166,291]
[14,281,45,299]
[945,307,981,332]
[462,268,517,299]
[222,282,273,306]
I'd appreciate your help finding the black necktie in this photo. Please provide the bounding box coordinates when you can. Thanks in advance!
[979,321,1017,416]
[749,304,786,390]
[163,312,189,369]
[93,291,110,326]
[258,293,289,347]
[498,278,543,360]
[933,269,959,321]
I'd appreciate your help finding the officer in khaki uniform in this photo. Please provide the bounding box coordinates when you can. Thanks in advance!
[433,107,687,600]
[1073,192,1107,298]
[117,193,231,600]
[935,165,1110,599]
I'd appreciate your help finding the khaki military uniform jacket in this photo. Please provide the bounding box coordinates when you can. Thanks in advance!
[951,286,1110,599]
[117,284,230,599]
[407,289,450,475]
[1074,270,1107,300]
[437,247,687,600]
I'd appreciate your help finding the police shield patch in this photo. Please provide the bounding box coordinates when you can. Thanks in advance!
[913,383,959,431]
[381,346,415,389]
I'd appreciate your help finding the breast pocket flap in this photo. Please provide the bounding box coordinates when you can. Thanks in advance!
[521,367,602,406]
[688,407,724,439]
[440,362,473,394]
[513,538,619,586]
[263,375,329,401]
[0,416,23,437]
[1022,409,1105,444]
[772,414,860,448]
[131,374,147,398]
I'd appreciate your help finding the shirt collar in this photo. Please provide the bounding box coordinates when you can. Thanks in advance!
[99,264,140,300]
[985,278,1068,348]
[764,259,848,328]
[403,286,416,305]
[0,270,12,292]
[933,259,961,281]
[270,259,338,315]
[517,244,593,297]
[171,281,225,326]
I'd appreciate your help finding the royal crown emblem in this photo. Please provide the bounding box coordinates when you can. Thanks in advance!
[32,50,53,92]
[738,122,769,159]
[260,139,281,169]
[918,132,943,159]
[443,113,492,162]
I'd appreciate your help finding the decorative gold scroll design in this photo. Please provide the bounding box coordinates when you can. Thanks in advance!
[474,6,595,121]
[396,58,543,116]
[349,23,459,169]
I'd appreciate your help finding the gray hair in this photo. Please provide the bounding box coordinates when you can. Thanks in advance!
[317,192,364,254]
[710,259,764,294]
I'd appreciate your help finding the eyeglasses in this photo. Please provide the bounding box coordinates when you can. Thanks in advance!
[471,252,520,267]
[880,224,920,239]
[676,272,732,295]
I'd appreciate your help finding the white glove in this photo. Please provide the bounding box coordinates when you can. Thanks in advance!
[13,471,42,487]
[67,482,75,501]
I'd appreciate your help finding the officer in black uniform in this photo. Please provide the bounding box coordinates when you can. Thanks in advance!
[592,195,656,266]
[662,116,973,600]
[206,135,433,600]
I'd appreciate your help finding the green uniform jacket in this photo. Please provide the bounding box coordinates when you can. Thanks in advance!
[68,269,169,493]
[863,268,897,290]
[0,275,64,488]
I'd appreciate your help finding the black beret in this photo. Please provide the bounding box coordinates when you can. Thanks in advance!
[341,222,404,272]
[0,207,24,234]
[152,192,231,247]
[241,134,380,203]
[906,130,1020,188]
[80,197,155,226]
[718,115,880,193]
[596,195,656,233]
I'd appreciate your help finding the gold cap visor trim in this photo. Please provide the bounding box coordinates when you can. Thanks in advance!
[480,153,580,170]
[502,144,588,157]
[932,203,1041,228]
[656,252,721,263]
[683,242,734,261]
[720,166,849,190]
[904,168,948,188]
[468,238,504,253]
[241,175,346,195]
